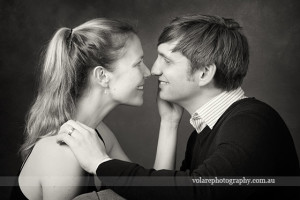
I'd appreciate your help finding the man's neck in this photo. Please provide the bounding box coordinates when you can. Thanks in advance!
[181,88,223,115]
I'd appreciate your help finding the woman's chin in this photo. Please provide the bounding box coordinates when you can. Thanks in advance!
[127,98,144,107]
[132,99,143,106]
[118,97,144,106]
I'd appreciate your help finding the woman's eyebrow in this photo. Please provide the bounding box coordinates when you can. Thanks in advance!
[132,55,144,66]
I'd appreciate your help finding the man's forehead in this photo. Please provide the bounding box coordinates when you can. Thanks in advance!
[157,40,188,62]
[157,40,179,54]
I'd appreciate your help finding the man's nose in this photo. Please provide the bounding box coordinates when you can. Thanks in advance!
[151,59,161,76]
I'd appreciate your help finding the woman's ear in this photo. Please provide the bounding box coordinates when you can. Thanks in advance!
[197,64,217,86]
[93,66,109,87]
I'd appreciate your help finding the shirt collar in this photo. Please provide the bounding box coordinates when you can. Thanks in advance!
[190,87,246,133]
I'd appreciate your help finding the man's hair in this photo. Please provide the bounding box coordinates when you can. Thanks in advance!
[158,14,249,91]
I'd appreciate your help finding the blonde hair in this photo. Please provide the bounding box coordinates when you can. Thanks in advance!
[20,18,136,160]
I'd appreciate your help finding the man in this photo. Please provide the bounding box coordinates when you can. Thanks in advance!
[57,14,299,199]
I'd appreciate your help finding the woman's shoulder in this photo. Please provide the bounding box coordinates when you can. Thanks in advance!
[24,136,84,177]
[35,136,72,155]
[19,136,87,199]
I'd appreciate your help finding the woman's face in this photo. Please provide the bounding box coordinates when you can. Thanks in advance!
[108,34,150,106]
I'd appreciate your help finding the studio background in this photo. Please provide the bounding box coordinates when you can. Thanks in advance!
[1,0,300,199]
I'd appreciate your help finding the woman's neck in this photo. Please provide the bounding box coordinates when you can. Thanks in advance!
[75,90,116,129]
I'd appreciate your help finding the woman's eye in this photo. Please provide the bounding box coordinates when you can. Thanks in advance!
[136,59,143,67]
[136,62,141,67]
[164,58,171,64]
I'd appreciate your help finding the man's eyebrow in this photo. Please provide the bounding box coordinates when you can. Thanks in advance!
[158,51,171,60]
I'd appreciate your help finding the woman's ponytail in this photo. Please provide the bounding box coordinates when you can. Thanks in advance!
[20,28,76,160]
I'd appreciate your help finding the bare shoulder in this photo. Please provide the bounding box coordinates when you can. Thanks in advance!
[30,136,84,176]
[34,136,72,156]
[19,136,87,199]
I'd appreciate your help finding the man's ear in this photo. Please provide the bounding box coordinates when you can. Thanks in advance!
[93,66,109,87]
[197,64,217,86]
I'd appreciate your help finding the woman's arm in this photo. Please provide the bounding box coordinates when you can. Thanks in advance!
[97,122,130,162]
[153,97,183,170]
[35,137,89,200]
[153,121,179,170]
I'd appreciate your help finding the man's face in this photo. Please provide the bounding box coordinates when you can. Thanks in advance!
[151,41,200,105]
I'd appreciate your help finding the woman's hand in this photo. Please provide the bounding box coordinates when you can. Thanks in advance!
[157,96,183,125]
[56,120,111,175]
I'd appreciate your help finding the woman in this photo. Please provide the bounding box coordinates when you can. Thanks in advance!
[11,18,150,199]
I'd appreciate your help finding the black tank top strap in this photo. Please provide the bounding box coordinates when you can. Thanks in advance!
[95,129,106,147]
[19,150,33,171]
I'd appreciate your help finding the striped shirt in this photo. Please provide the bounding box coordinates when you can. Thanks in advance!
[190,87,246,133]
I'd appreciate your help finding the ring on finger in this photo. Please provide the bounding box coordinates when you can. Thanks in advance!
[67,127,75,136]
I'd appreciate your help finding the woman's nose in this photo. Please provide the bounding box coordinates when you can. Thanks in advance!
[143,64,151,78]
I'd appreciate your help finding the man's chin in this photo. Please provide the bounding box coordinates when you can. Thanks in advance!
[159,92,174,102]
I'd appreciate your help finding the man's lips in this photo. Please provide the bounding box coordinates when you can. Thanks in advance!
[159,79,169,85]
